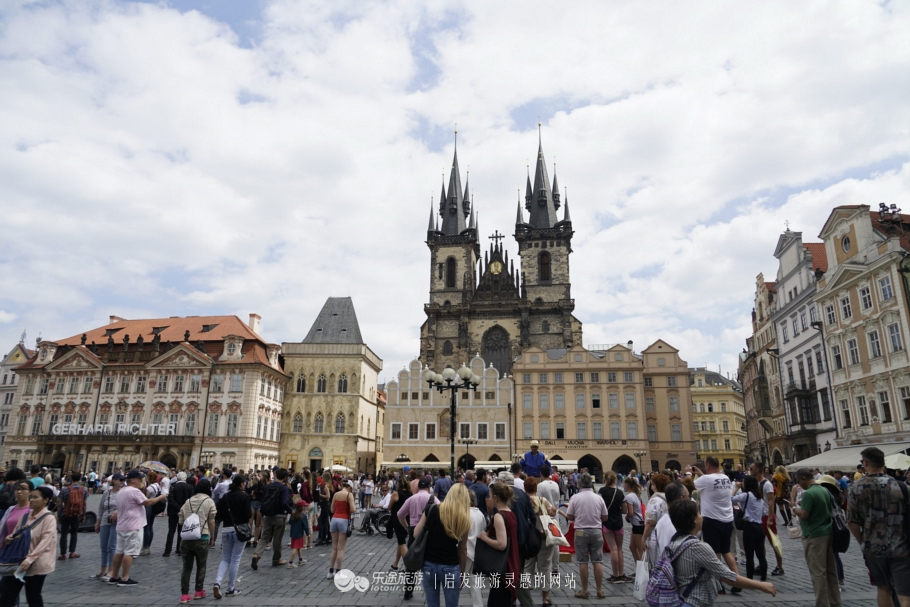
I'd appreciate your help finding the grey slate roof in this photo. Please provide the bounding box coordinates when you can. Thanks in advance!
[302,297,364,344]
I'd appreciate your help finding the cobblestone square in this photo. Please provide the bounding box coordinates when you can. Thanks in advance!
[31,496,882,606]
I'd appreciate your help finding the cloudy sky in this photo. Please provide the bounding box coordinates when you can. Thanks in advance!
[1,0,908,383]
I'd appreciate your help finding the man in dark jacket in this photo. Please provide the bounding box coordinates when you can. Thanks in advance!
[251,467,293,569]
[163,471,194,556]
[497,471,538,607]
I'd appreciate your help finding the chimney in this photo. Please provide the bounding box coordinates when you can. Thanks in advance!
[249,313,261,335]
[109,315,126,324]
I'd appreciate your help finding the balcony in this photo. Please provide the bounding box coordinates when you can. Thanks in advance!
[785,379,816,397]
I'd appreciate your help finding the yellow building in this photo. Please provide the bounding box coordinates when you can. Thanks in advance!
[511,340,697,480]
[690,367,747,468]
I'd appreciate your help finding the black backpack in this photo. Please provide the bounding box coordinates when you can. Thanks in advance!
[259,483,282,517]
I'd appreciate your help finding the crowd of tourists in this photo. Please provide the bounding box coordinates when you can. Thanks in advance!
[0,441,907,606]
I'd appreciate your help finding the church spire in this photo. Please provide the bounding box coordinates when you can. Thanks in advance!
[516,198,526,225]
[528,127,558,229]
[462,172,471,219]
[440,134,468,236]
[427,199,436,232]
[552,167,561,210]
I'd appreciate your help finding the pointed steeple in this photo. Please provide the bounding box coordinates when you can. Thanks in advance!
[462,173,471,218]
[552,168,561,211]
[516,199,526,225]
[440,137,468,236]
[427,200,436,232]
[562,197,571,223]
[438,177,446,215]
[524,171,533,212]
[528,129,558,228]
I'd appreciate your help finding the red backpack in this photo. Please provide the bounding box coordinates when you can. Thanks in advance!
[64,485,86,518]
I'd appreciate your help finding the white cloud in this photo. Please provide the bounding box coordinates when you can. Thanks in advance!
[0,0,907,381]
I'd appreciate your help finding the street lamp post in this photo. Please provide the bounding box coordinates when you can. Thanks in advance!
[459,438,477,469]
[425,364,481,476]
[633,450,648,473]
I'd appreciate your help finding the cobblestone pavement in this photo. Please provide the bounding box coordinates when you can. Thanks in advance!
[36,495,882,606]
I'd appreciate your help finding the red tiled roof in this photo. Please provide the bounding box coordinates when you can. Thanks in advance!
[764,282,777,293]
[55,315,262,346]
[870,211,910,252]
[802,243,828,272]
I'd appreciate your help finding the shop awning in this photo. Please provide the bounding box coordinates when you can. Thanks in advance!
[785,442,910,472]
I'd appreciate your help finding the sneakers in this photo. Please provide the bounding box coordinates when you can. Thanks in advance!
[251,555,259,570]
[69,552,80,559]
[731,587,743,594]
[101,576,111,583]
[118,578,139,587]
[272,560,287,567]
[194,590,206,600]
[771,567,785,576]
[326,570,335,579]
[608,575,621,584]
[139,548,150,556]
[839,583,847,593]
[213,584,222,599]
[58,555,67,561]
[108,578,121,585]
[180,594,192,604]
[162,552,171,557]
[225,589,241,597]
[287,563,297,569]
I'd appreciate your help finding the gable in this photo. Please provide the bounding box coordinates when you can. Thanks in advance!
[819,264,865,293]
[146,344,213,369]
[44,347,103,371]
[642,339,679,354]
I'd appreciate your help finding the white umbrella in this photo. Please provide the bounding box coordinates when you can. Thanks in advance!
[330,464,352,472]
[885,452,910,470]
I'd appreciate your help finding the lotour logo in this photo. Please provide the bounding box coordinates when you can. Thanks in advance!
[333,569,370,593]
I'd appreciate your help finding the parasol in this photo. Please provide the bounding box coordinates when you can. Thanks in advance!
[138,461,170,475]
[885,452,910,470]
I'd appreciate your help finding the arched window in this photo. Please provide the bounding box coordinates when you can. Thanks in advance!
[313,413,324,433]
[296,374,306,393]
[338,373,348,393]
[707,403,713,412]
[292,413,303,433]
[367,419,371,435]
[446,257,456,288]
[443,341,453,355]
[317,374,327,393]
[539,252,551,282]
[360,415,364,433]
[309,447,323,458]
[335,413,346,434]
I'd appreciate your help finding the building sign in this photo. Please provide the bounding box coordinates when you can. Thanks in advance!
[543,439,625,448]
[51,423,178,436]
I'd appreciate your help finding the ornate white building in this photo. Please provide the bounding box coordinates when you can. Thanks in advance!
[6,314,287,473]
[0,342,32,466]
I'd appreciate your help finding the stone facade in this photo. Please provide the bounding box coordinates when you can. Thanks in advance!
[420,139,582,378]
[511,341,697,480]
[0,343,31,466]
[383,356,513,470]
[689,368,747,468]
[814,204,910,446]
[6,315,287,474]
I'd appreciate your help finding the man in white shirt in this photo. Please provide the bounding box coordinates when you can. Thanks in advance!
[537,464,562,573]
[694,456,741,592]
[654,482,689,556]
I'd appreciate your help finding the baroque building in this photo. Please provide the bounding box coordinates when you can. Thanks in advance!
[0,341,32,465]
[511,341,697,480]
[770,229,838,461]
[279,297,384,474]
[6,315,287,473]
[420,135,582,378]
[814,204,910,447]
[689,368,747,468]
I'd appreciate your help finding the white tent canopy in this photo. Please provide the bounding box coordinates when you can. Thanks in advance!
[785,442,910,472]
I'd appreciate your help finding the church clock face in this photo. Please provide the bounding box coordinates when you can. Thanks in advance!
[491,261,503,275]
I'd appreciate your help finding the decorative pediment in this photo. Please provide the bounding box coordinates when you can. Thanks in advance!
[78,403,90,414]
[64,403,76,414]
[34,404,46,414]
[130,402,144,413]
[152,402,166,414]
[98,402,112,414]
[147,344,211,369]
[227,403,242,414]
[115,402,128,413]
[185,402,199,413]
[209,403,223,414]
[169,401,182,413]
[821,264,864,294]
[45,347,102,372]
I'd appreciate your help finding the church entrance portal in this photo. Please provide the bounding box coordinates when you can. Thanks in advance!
[160,453,177,470]
[458,454,476,471]
[612,455,637,476]
[578,454,603,483]
[482,326,511,377]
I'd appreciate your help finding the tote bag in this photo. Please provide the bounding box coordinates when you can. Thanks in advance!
[632,552,649,601]
[402,499,437,572]
[533,497,569,548]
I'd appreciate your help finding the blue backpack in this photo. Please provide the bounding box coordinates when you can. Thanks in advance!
[646,537,706,607]
[0,512,53,575]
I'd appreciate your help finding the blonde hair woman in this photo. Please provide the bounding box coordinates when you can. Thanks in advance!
[412,483,471,607]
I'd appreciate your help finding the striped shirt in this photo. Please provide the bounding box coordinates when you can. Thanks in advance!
[668,534,737,607]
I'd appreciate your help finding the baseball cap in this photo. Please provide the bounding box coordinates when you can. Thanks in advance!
[418,477,431,489]
[402,465,410,472]
[126,470,145,480]
[530,440,539,447]
[111,473,125,481]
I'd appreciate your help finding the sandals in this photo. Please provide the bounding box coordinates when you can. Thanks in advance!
[596,591,607,599]
[574,590,590,598]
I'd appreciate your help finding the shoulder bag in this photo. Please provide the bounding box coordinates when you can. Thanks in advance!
[0,512,53,575]
[734,494,749,531]
[402,498,437,572]
[534,497,569,548]
[227,494,252,543]
[473,512,509,576]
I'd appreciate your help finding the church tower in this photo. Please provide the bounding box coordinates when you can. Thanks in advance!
[515,132,577,348]
[423,139,480,370]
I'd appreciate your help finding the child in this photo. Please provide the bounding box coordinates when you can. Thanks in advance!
[288,499,309,568]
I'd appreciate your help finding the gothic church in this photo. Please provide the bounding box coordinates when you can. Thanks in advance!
[420,135,583,377]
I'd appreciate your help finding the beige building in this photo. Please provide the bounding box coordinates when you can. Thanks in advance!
[689,368,747,468]
[279,297,384,474]
[383,355,513,470]
[814,204,910,446]
[6,314,287,474]
[511,341,696,479]
[1,342,32,465]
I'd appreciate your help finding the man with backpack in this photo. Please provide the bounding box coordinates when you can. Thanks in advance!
[250,467,293,569]
[58,471,89,560]
[848,446,910,607]
[792,468,841,607]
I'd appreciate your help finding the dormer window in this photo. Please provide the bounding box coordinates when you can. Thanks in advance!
[152,327,168,335]
[227,343,236,355]
[105,328,122,337]
[39,349,47,361]
[202,324,218,332]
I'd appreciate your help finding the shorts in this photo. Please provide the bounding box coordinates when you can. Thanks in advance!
[632,525,645,535]
[573,528,603,564]
[291,537,305,550]
[701,517,733,554]
[251,500,261,511]
[329,518,349,534]
[115,529,143,557]
[603,524,624,536]
[864,553,910,596]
